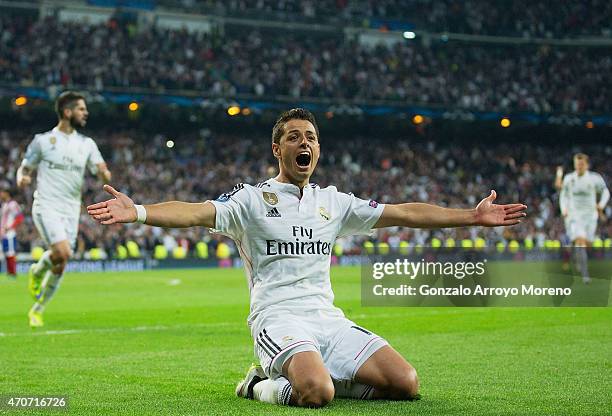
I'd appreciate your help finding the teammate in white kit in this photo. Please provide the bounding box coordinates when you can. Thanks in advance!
[1,187,24,279]
[17,91,111,327]
[87,109,527,407]
[559,153,610,283]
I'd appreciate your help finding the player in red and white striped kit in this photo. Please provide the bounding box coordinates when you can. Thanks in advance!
[1,187,24,279]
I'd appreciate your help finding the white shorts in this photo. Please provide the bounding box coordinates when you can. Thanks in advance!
[32,204,79,250]
[566,217,597,242]
[252,309,388,381]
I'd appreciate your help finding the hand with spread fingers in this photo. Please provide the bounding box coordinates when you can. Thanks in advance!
[87,184,137,225]
[474,190,527,227]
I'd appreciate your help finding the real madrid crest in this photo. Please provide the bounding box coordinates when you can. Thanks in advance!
[319,206,330,221]
[50,137,57,145]
[262,191,278,205]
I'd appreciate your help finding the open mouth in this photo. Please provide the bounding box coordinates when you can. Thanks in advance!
[296,152,311,168]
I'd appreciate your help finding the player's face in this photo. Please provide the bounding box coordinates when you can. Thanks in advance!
[0,191,8,201]
[273,119,320,185]
[574,158,588,175]
[66,99,88,128]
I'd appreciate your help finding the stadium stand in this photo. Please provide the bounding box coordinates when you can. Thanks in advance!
[0,15,610,114]
[159,0,612,38]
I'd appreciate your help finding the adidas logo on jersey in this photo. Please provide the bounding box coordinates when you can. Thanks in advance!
[266,208,281,217]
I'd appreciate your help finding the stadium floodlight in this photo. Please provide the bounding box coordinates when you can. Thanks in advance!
[166,139,175,148]
[500,117,511,128]
[412,114,424,124]
[14,96,28,106]
[227,106,241,116]
[241,107,252,116]
[403,31,416,39]
[128,102,139,111]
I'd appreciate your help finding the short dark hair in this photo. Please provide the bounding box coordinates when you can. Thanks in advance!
[272,108,319,145]
[55,91,86,119]
[574,153,589,162]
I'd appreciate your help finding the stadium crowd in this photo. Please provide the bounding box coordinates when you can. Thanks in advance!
[1,128,611,259]
[162,0,612,38]
[1,16,610,114]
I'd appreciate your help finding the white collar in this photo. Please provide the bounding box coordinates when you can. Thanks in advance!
[268,178,312,197]
[52,126,77,139]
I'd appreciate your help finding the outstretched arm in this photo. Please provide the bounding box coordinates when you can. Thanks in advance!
[87,185,216,228]
[374,190,526,229]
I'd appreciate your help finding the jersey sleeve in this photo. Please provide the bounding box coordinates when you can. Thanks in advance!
[337,191,385,238]
[21,135,42,169]
[595,174,610,209]
[86,139,105,175]
[559,175,571,214]
[209,184,252,240]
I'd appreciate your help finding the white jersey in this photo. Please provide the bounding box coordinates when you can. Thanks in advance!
[1,200,22,239]
[560,171,610,221]
[210,178,384,326]
[21,127,105,217]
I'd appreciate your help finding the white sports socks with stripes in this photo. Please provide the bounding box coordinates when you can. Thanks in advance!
[252,377,374,405]
[253,377,292,405]
[31,250,52,276]
[32,271,64,312]
[333,379,375,400]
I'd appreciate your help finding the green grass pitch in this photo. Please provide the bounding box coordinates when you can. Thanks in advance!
[0,265,610,415]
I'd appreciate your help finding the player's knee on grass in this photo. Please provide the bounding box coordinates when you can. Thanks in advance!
[283,351,335,407]
[293,376,335,408]
[393,366,419,400]
[379,366,419,400]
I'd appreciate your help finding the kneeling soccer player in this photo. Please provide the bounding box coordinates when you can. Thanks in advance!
[87,109,527,407]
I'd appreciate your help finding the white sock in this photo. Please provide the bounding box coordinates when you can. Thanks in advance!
[573,247,589,278]
[31,302,44,313]
[333,379,375,399]
[38,270,63,306]
[253,377,292,405]
[32,250,52,276]
[578,248,589,279]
